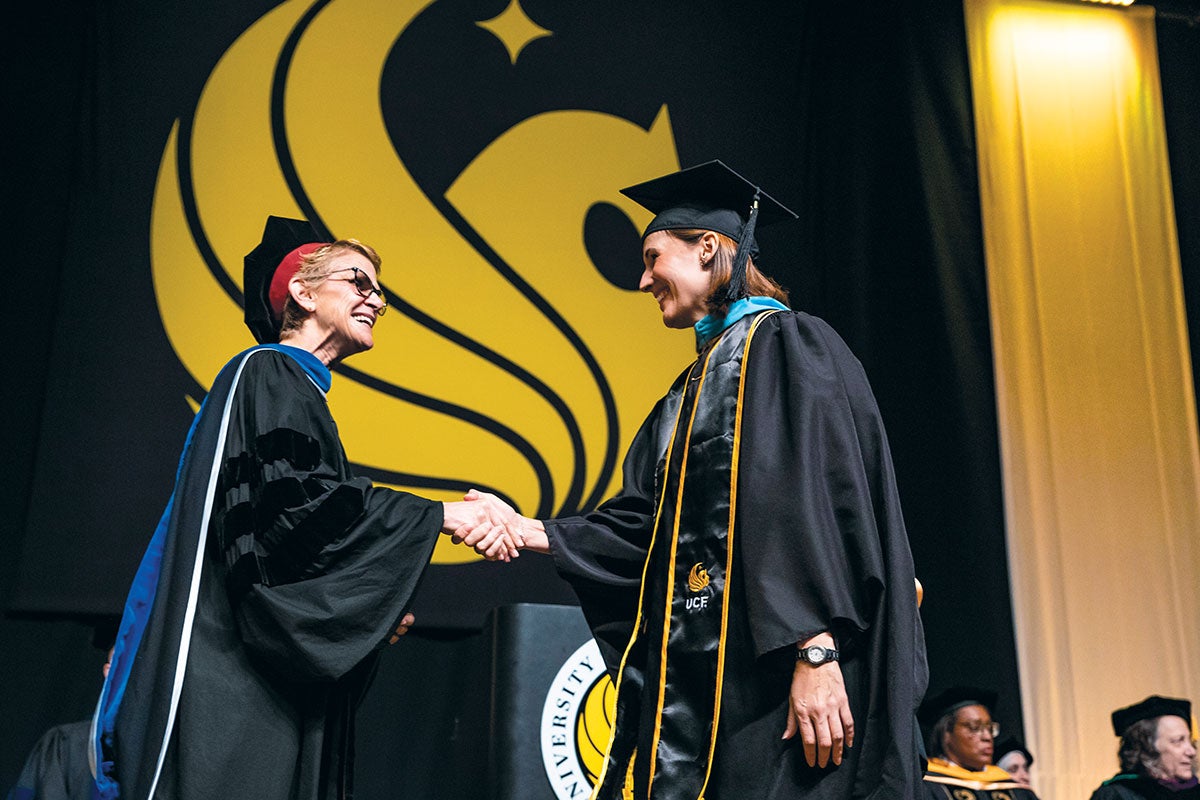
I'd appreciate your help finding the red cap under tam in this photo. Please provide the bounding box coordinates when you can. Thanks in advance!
[267,242,324,318]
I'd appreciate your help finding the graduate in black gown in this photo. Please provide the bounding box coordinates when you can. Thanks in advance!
[91,218,514,800]
[1089,696,1199,800]
[459,161,929,800]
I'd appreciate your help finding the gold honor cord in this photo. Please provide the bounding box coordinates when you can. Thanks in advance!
[695,309,780,797]
[591,372,693,799]
[646,343,720,791]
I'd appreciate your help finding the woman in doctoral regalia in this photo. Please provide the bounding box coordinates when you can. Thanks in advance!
[462,161,929,800]
[91,217,510,800]
[1090,696,1199,800]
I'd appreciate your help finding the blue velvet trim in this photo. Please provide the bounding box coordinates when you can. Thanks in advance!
[694,296,789,350]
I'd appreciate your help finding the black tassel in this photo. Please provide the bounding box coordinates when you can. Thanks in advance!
[721,192,759,305]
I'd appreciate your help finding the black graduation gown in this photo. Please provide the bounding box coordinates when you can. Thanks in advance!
[1090,774,1200,800]
[545,310,929,800]
[96,346,442,800]
[7,720,97,800]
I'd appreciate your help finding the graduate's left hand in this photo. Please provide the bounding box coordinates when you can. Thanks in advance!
[782,634,854,768]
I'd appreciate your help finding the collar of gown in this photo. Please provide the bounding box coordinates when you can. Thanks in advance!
[927,758,1016,784]
[267,344,332,393]
[694,296,789,350]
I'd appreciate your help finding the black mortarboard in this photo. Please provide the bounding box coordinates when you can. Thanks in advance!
[243,216,328,344]
[619,160,798,304]
[994,737,1034,768]
[918,686,999,727]
[1111,695,1192,737]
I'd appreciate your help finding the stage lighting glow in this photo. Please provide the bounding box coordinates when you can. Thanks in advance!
[990,4,1138,67]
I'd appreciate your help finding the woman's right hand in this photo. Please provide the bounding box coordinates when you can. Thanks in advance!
[442,492,520,561]
[452,489,550,557]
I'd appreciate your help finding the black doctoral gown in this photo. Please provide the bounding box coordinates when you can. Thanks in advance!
[1090,774,1200,800]
[545,309,929,800]
[94,345,442,800]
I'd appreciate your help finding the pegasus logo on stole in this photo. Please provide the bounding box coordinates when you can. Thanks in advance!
[686,562,712,611]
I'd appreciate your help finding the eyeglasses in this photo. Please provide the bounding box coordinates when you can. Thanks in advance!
[958,720,1001,738]
[326,267,388,315]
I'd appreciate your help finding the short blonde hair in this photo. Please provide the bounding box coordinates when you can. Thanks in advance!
[278,239,382,334]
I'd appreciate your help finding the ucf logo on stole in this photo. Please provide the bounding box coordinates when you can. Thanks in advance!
[685,563,713,611]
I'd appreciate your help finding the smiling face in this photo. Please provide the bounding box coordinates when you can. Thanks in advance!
[299,249,386,362]
[637,230,714,328]
[1153,715,1198,781]
[942,705,996,771]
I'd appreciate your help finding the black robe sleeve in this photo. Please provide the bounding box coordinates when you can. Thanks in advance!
[737,312,912,655]
[543,396,671,669]
[211,350,443,682]
[736,312,928,800]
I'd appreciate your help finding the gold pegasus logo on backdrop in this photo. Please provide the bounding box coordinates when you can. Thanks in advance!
[687,563,711,593]
[148,0,693,562]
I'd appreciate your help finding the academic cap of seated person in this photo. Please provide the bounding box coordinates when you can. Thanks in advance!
[1111,695,1192,737]
[994,736,1034,768]
[619,160,798,304]
[918,686,1000,727]
[244,215,330,344]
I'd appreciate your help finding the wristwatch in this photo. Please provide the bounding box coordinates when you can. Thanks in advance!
[796,645,840,665]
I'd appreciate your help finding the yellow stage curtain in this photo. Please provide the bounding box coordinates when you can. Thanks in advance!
[964,2,1200,798]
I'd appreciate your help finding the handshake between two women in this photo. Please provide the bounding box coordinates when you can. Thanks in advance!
[440,490,548,562]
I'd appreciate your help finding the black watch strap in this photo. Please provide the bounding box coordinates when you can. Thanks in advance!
[796,645,840,665]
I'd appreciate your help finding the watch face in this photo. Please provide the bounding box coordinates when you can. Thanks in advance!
[804,646,826,664]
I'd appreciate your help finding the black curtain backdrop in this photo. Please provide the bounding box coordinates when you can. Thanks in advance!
[1158,15,1200,416]
[3,1,1198,796]
[791,1,1025,735]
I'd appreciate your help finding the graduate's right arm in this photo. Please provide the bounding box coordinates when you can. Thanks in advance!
[451,392,670,565]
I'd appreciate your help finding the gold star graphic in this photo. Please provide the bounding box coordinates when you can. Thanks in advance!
[476,0,553,65]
